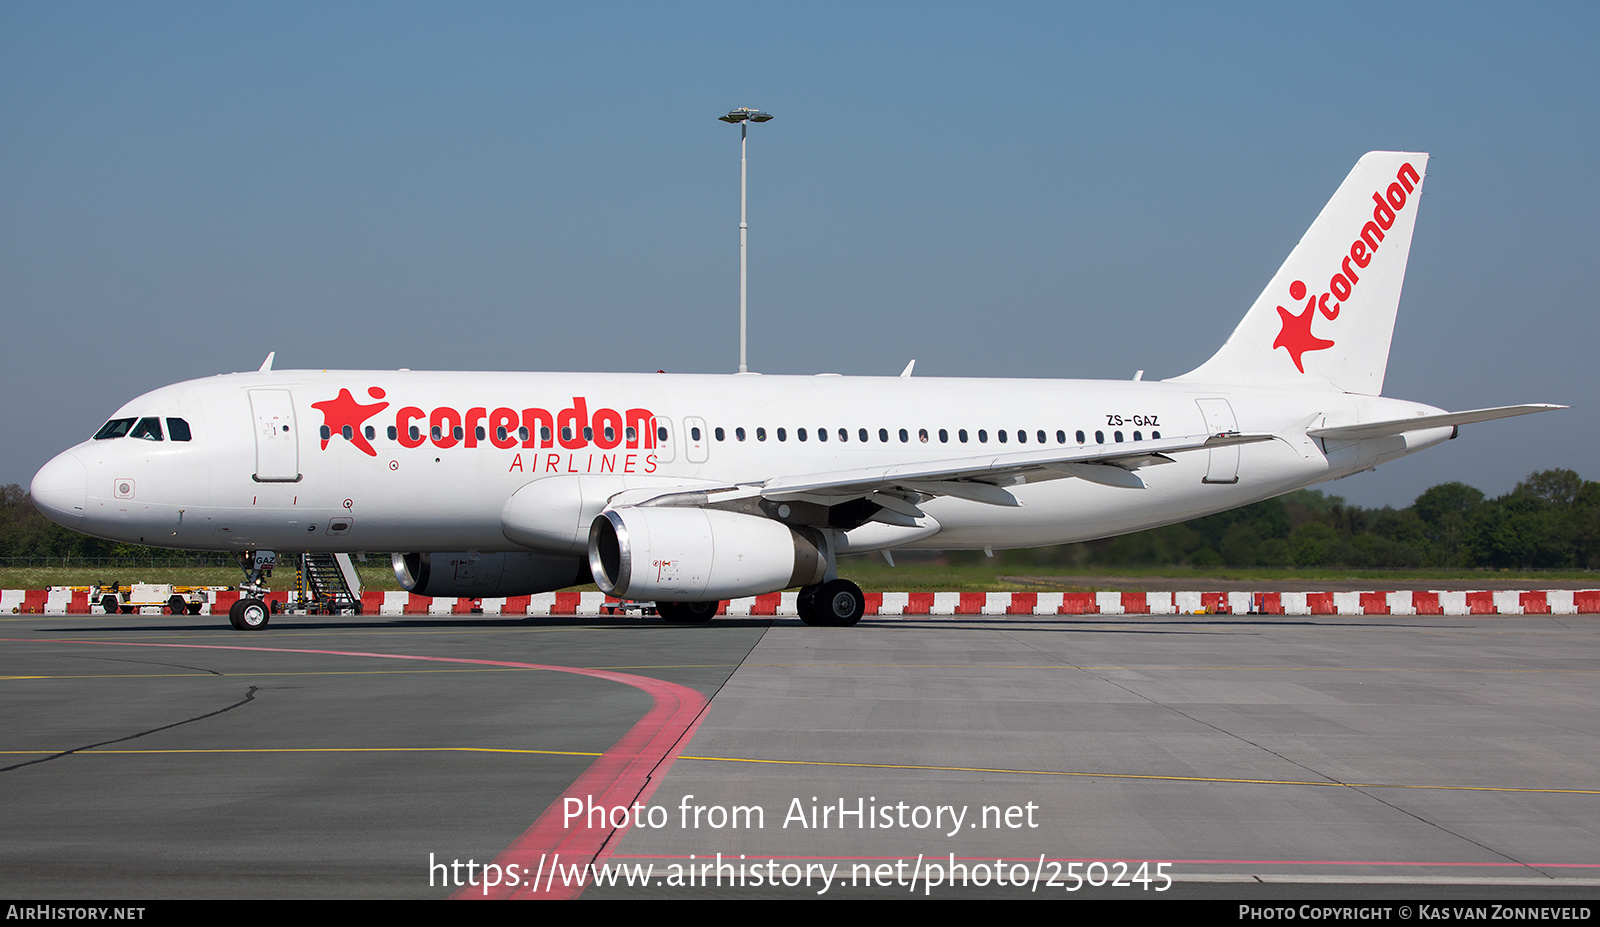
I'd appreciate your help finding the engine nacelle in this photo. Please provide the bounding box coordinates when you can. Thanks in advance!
[393,551,590,598]
[501,474,719,554]
[588,507,827,601]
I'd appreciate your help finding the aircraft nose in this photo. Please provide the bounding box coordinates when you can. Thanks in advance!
[31,451,87,530]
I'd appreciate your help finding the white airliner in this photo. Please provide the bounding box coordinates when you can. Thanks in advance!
[30,152,1561,630]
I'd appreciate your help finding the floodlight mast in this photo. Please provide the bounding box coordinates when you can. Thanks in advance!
[718,108,773,374]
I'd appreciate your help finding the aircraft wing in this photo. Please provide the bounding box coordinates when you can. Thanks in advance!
[1309,404,1566,441]
[622,432,1273,510]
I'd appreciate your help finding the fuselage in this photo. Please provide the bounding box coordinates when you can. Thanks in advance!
[29,368,1450,556]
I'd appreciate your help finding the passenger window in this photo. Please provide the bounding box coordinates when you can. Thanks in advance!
[410,425,422,441]
[342,425,354,439]
[364,425,375,440]
[93,418,136,440]
[939,429,948,443]
[1037,430,1047,444]
[715,427,726,441]
[861,428,870,442]
[798,428,807,442]
[959,429,968,443]
[776,428,786,442]
[1133,431,1142,441]
[1076,430,1086,444]
[657,425,669,442]
[497,426,508,442]
[388,425,399,440]
[541,426,552,442]
[1016,430,1025,444]
[897,428,908,443]
[130,417,164,441]
[756,427,767,442]
[1056,430,1065,444]
[918,428,928,443]
[519,426,529,441]
[1114,431,1123,442]
[1095,431,1104,444]
[691,426,702,441]
[818,428,828,443]
[1152,430,1161,439]
[978,430,988,443]
[736,427,746,441]
[626,426,637,442]
[166,418,192,441]
[320,425,331,440]
[453,426,465,441]
[997,430,1007,444]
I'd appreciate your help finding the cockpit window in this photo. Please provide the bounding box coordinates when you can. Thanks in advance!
[166,418,192,441]
[93,418,136,440]
[129,417,164,441]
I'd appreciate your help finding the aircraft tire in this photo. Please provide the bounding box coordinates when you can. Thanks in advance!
[814,579,865,627]
[231,598,270,631]
[796,584,822,626]
[657,601,717,623]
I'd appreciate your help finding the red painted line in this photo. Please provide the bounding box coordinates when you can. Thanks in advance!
[2,637,708,901]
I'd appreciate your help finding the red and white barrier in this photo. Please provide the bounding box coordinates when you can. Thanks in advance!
[8,588,1599,617]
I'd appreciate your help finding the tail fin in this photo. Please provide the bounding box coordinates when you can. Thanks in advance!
[1172,151,1429,395]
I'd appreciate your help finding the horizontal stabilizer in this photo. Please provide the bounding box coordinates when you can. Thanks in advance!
[1309,404,1566,441]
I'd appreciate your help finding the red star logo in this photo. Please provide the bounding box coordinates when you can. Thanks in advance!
[1273,296,1334,373]
[311,387,389,457]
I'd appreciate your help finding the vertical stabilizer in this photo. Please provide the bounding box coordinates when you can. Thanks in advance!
[1172,152,1428,395]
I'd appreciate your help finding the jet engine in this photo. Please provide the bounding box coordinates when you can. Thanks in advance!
[393,551,590,598]
[588,507,827,602]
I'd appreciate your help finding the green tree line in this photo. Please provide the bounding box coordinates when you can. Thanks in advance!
[5,469,1598,570]
[1046,468,1600,570]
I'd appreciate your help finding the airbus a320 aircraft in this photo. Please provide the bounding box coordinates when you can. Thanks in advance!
[31,152,1562,630]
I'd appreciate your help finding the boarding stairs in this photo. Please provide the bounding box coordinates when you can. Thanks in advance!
[294,552,363,615]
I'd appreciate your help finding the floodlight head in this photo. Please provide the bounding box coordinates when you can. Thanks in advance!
[719,107,773,124]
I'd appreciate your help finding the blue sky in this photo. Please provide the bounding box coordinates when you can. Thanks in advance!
[3,2,1594,509]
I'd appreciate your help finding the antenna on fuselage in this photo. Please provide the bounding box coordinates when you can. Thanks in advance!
[259,352,275,372]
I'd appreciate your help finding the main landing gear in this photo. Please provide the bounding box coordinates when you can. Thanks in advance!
[655,600,719,623]
[796,578,866,627]
[651,578,866,627]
